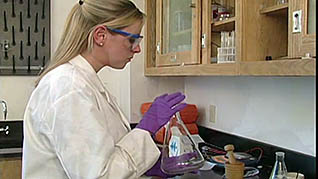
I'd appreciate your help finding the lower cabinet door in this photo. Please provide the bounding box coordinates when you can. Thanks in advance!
[0,157,22,179]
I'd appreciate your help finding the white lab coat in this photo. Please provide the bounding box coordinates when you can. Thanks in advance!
[22,55,160,179]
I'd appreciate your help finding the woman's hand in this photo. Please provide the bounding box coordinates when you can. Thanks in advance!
[136,92,187,135]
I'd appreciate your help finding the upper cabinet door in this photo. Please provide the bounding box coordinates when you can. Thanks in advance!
[301,0,316,57]
[289,0,316,58]
[155,0,201,67]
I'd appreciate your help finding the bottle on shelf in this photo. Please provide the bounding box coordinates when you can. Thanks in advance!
[217,30,236,63]
[276,0,288,5]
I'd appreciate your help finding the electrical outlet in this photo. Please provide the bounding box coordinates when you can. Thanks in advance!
[292,10,302,33]
[209,105,216,123]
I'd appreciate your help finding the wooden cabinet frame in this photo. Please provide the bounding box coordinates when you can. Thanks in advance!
[144,0,315,76]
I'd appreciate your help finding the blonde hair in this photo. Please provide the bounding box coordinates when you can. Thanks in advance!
[36,0,145,85]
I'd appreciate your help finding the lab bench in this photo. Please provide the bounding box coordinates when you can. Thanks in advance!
[149,165,271,179]
[131,123,316,179]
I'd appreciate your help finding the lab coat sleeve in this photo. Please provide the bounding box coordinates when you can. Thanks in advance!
[106,128,160,178]
[43,90,160,179]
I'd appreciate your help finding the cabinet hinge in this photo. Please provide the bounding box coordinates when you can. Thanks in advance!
[201,34,206,48]
[156,42,161,53]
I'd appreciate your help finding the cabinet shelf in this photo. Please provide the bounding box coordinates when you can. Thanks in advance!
[260,3,288,15]
[145,59,315,76]
[145,63,238,76]
[212,17,236,32]
[212,17,236,26]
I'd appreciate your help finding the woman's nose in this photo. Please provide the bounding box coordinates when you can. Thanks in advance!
[132,44,141,53]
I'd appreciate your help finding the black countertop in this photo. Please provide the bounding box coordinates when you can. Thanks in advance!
[197,126,316,179]
[131,123,316,179]
[149,166,268,179]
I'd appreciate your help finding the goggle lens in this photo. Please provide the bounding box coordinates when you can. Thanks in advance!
[106,26,143,51]
[130,37,142,50]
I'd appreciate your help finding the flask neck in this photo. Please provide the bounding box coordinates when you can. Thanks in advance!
[276,155,285,162]
[275,152,285,161]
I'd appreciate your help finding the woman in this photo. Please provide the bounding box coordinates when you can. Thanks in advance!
[22,0,186,178]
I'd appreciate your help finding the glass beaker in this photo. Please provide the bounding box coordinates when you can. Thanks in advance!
[160,112,204,175]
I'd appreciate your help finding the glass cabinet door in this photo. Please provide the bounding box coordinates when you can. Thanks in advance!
[307,0,316,35]
[156,0,201,67]
[300,0,316,57]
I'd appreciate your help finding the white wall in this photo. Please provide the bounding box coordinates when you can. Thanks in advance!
[0,77,36,119]
[185,76,316,156]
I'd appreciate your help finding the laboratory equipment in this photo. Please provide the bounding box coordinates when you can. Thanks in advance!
[160,112,204,175]
[224,144,245,179]
[217,30,236,63]
[269,152,288,179]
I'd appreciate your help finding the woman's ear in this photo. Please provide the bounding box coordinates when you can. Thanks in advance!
[93,26,107,46]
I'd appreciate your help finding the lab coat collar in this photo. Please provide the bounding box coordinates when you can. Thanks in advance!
[69,55,121,105]
[69,55,131,130]
[69,55,107,95]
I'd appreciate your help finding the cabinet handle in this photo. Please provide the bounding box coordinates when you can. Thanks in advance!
[189,3,196,8]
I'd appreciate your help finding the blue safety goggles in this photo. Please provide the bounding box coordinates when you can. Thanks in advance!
[106,27,143,50]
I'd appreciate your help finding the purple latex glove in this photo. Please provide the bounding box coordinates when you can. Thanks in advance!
[136,92,187,135]
[145,155,177,178]
[146,153,199,178]
[161,152,199,174]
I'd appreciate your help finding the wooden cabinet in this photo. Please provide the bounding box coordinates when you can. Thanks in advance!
[240,0,315,76]
[145,0,315,76]
[0,157,22,179]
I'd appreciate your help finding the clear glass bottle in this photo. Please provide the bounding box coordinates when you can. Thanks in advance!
[269,152,288,179]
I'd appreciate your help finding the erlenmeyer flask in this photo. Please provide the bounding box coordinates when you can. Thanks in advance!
[269,152,288,179]
[160,112,204,175]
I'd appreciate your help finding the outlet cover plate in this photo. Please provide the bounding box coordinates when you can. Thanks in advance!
[209,105,216,123]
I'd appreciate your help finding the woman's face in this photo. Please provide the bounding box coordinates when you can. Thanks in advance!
[103,20,143,69]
